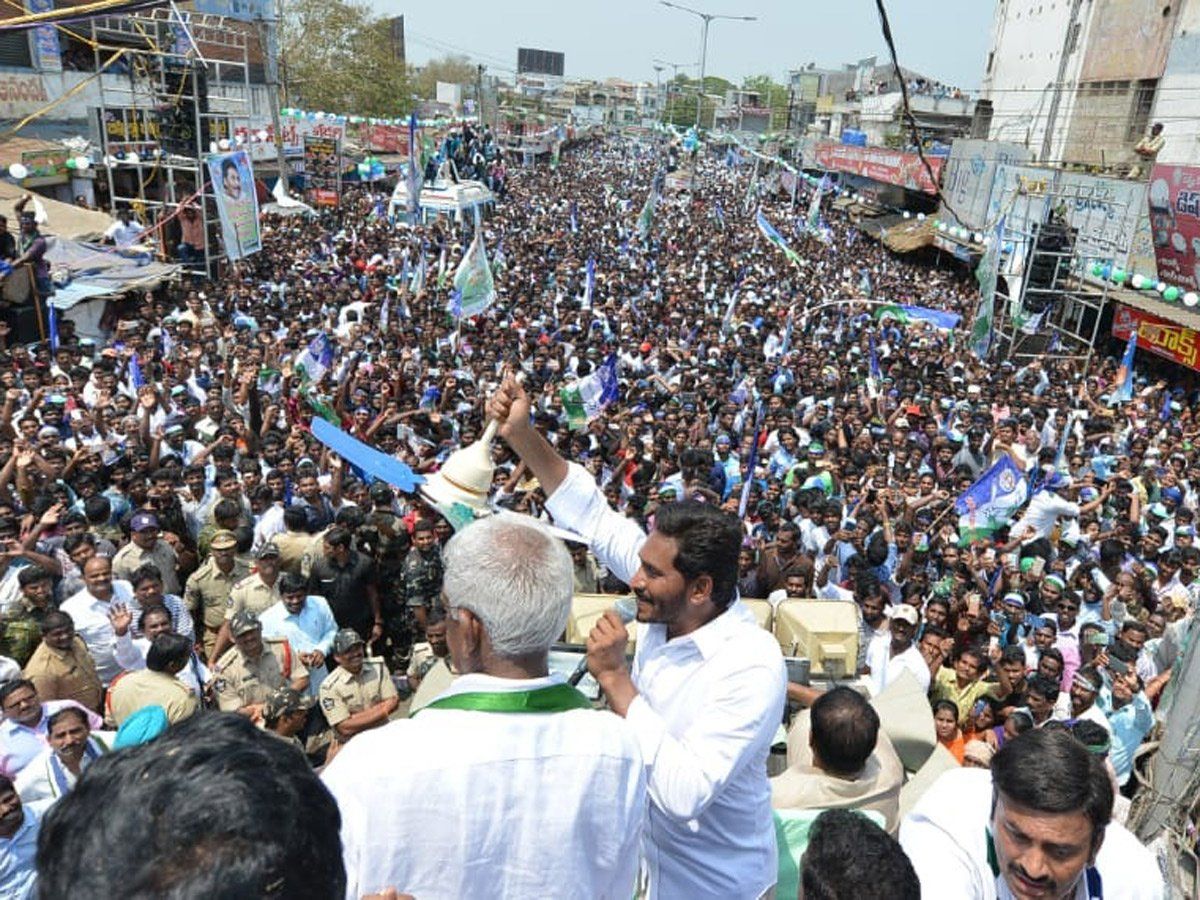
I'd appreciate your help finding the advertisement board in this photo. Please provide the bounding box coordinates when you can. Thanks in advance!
[1148,164,1200,291]
[206,150,261,261]
[937,139,1030,231]
[303,135,341,207]
[1112,303,1200,372]
[811,142,943,194]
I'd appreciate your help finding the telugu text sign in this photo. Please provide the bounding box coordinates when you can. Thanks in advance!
[1148,164,1200,292]
[811,142,943,194]
[1112,303,1200,373]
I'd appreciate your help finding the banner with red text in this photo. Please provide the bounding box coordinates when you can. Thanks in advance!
[1112,303,1200,373]
[811,142,943,194]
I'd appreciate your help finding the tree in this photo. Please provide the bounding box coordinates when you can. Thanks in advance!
[742,74,791,131]
[412,55,478,101]
[279,0,410,117]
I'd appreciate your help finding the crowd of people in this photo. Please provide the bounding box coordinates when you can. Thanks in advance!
[0,124,1189,898]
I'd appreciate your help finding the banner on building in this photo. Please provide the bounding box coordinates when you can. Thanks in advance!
[1111,303,1200,373]
[206,150,261,261]
[1148,164,1200,292]
[811,141,943,194]
[937,139,1030,231]
[303,135,341,207]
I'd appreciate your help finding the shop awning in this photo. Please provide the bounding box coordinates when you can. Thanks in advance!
[0,181,112,241]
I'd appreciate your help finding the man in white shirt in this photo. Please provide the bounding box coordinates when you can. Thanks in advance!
[1012,473,1111,545]
[864,603,930,696]
[489,375,787,899]
[58,556,135,685]
[322,514,646,900]
[103,209,145,248]
[0,774,42,899]
[258,572,338,694]
[900,728,1163,899]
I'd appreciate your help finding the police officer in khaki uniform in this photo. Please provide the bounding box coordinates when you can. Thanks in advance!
[112,511,182,595]
[318,628,399,743]
[208,542,283,666]
[261,685,315,754]
[213,611,309,719]
[106,632,200,727]
[184,529,249,659]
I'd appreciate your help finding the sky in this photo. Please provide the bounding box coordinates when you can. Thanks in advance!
[369,0,996,91]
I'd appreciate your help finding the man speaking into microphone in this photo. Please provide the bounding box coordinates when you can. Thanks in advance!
[489,375,786,899]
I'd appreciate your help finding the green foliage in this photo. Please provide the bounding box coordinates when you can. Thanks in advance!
[280,0,410,117]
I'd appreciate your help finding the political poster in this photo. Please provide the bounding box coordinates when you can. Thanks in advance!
[304,135,342,208]
[206,150,261,261]
[1148,164,1200,292]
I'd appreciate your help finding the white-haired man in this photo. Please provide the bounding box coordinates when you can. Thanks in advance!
[322,515,646,899]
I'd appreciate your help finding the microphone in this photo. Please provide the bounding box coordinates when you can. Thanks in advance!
[568,595,638,687]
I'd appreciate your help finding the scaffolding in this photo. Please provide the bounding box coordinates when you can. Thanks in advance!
[992,179,1130,371]
[90,5,254,278]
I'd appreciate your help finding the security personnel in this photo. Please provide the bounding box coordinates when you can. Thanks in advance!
[402,520,444,630]
[183,529,249,659]
[213,611,309,720]
[106,633,199,727]
[318,628,399,744]
[207,542,283,666]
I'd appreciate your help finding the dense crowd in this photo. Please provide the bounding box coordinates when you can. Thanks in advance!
[0,126,1188,897]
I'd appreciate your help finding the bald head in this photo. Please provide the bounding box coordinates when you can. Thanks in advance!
[83,555,114,601]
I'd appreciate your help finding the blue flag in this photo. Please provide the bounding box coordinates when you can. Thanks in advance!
[406,113,421,223]
[311,417,424,494]
[47,303,59,352]
[448,288,462,319]
[582,257,595,311]
[738,405,765,519]
[1160,389,1173,422]
[869,335,882,379]
[714,201,725,230]
[1114,330,1137,404]
[780,312,794,358]
[569,200,579,234]
[756,208,802,267]
[955,454,1030,544]
[129,353,145,390]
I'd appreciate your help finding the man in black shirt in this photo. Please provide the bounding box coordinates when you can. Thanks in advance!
[308,526,383,648]
[0,215,15,261]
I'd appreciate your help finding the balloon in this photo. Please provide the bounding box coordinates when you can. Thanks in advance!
[217,139,231,151]
[65,158,77,170]
[973,232,983,244]
[1184,292,1199,308]
[1112,269,1127,283]
[916,213,926,221]
[1164,286,1180,302]
[1131,274,1146,289]
[8,163,27,180]
[1101,263,1113,279]
[938,222,949,232]
[902,211,911,219]
[74,156,90,171]
[1091,263,1103,277]
[1156,281,1167,293]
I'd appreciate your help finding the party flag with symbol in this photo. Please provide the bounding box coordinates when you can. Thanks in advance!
[294,332,334,385]
[869,335,882,380]
[756,208,802,267]
[780,312,794,358]
[582,257,595,311]
[560,355,619,430]
[447,288,462,319]
[806,175,828,233]
[738,404,765,518]
[411,254,427,295]
[971,216,1003,360]
[721,289,739,335]
[129,353,145,390]
[451,231,496,317]
[875,304,961,331]
[1113,330,1137,404]
[954,454,1030,545]
[406,113,421,223]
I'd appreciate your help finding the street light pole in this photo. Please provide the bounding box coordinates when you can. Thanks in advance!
[660,1,756,130]
[653,58,693,127]
[653,64,665,123]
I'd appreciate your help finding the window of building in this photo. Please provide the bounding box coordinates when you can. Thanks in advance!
[1128,78,1158,140]
[0,31,32,68]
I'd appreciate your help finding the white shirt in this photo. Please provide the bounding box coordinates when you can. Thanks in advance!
[104,219,145,247]
[252,503,287,552]
[0,802,44,900]
[59,580,136,684]
[1012,490,1080,543]
[546,462,787,899]
[322,672,646,900]
[258,597,338,694]
[864,633,931,696]
[900,767,1164,899]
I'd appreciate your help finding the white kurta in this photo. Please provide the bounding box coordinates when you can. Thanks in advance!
[899,767,1164,899]
[321,673,646,900]
[546,462,787,899]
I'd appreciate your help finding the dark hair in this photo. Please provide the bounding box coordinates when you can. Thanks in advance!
[213,498,242,522]
[283,505,310,532]
[130,563,164,589]
[323,526,351,550]
[17,565,51,587]
[1120,620,1149,638]
[810,687,880,776]
[46,706,89,733]
[0,774,13,795]
[932,698,959,721]
[138,605,173,630]
[146,633,192,672]
[800,808,920,900]
[279,572,306,594]
[1026,673,1060,702]
[40,610,74,634]
[84,495,111,524]
[36,713,345,898]
[0,678,36,706]
[652,500,742,608]
[991,728,1113,849]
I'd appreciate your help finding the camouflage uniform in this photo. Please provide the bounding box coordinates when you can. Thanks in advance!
[401,546,444,617]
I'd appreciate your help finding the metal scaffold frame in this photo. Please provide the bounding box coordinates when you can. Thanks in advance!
[90,5,253,278]
[992,180,1130,371]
